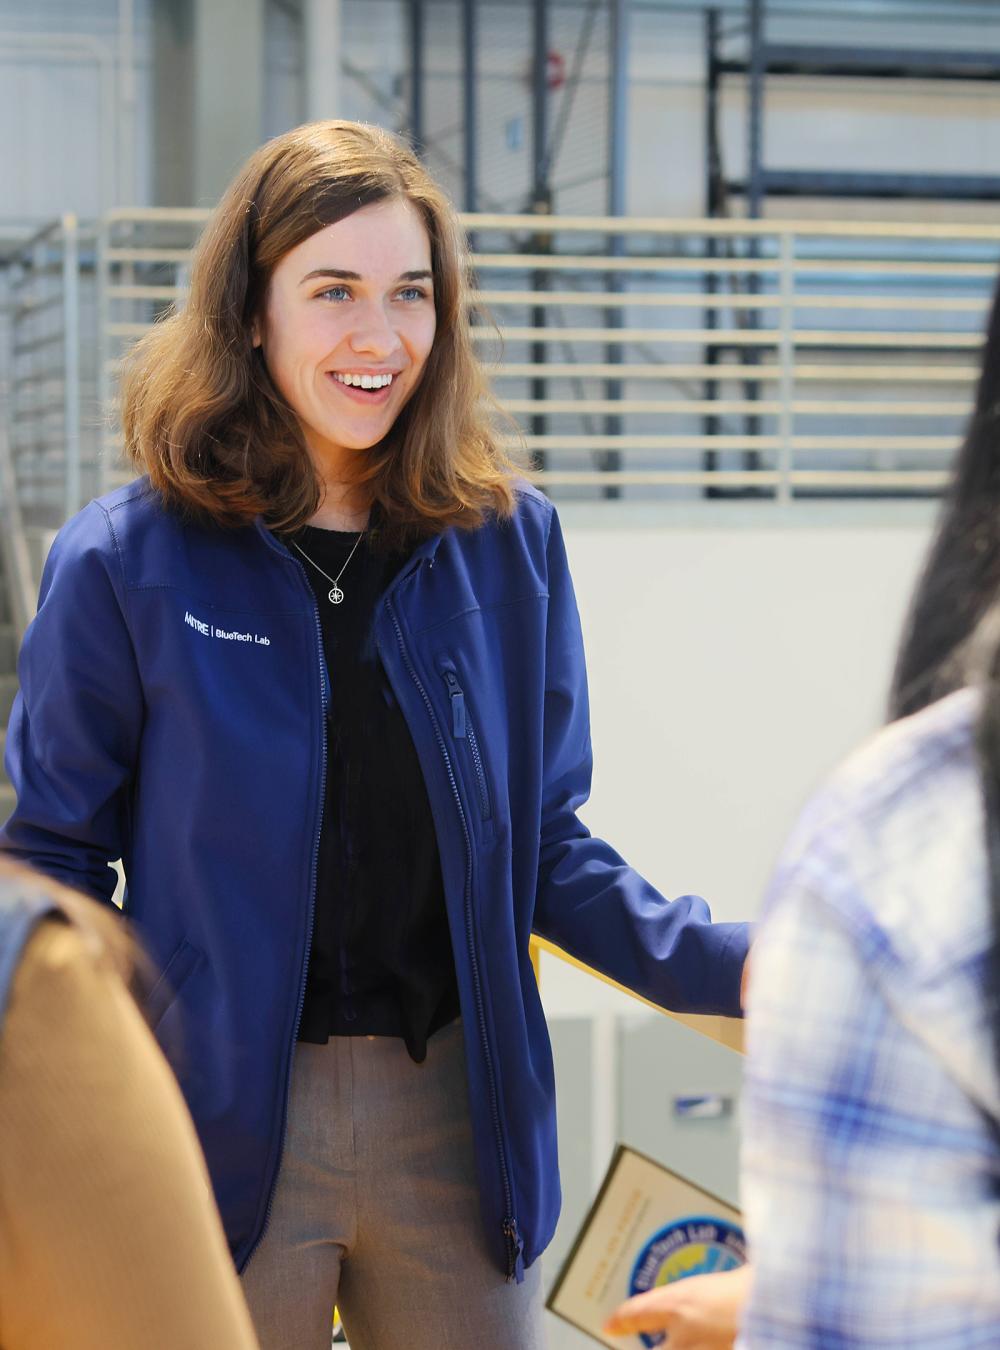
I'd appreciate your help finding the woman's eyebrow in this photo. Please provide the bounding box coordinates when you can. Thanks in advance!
[299,268,433,285]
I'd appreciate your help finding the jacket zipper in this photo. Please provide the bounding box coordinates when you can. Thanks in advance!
[441,668,492,821]
[245,581,328,1268]
[387,596,522,1281]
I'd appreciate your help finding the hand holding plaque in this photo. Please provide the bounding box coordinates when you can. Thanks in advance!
[547,1146,748,1349]
[603,1264,749,1347]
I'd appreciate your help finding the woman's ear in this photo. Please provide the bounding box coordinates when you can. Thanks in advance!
[251,321,262,350]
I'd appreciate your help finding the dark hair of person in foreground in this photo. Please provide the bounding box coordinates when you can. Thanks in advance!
[890,266,1000,1068]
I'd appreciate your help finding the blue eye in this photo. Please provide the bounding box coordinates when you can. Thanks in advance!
[319,285,350,302]
[398,286,428,302]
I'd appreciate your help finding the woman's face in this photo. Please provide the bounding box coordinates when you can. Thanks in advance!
[255,197,437,477]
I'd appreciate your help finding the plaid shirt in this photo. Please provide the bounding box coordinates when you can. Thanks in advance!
[739,688,1000,1348]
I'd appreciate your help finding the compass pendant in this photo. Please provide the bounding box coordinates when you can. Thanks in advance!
[328,586,345,605]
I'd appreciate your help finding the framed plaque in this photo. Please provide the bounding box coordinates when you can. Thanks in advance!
[547,1144,746,1348]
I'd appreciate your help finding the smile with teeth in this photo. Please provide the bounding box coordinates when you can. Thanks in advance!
[332,372,395,390]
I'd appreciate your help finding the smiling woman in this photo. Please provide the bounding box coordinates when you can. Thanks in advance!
[0,119,748,1350]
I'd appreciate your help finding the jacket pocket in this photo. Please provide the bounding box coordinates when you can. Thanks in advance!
[438,661,493,822]
[147,937,204,1033]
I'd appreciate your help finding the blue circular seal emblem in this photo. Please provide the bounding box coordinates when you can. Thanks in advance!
[628,1214,747,1349]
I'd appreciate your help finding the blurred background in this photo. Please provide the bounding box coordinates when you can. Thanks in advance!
[1,3,997,1343]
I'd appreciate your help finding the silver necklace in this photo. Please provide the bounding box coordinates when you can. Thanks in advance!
[291,530,366,605]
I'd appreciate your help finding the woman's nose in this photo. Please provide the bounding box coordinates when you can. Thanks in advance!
[348,304,401,357]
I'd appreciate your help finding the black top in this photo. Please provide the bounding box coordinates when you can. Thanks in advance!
[291,523,460,1062]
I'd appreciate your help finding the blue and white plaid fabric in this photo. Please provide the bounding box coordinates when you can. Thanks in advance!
[739,688,1000,1348]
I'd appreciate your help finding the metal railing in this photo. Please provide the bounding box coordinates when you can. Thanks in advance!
[2,214,101,532]
[0,415,36,643]
[468,212,996,499]
[3,208,997,539]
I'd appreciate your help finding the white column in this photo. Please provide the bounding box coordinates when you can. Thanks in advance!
[193,0,266,206]
[304,0,343,122]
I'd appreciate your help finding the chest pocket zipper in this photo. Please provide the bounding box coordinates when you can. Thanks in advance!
[441,668,492,822]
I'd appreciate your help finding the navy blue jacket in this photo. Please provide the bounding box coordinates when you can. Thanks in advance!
[1,478,748,1278]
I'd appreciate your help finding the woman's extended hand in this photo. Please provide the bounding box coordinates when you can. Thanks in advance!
[741,948,752,1011]
[603,1265,751,1348]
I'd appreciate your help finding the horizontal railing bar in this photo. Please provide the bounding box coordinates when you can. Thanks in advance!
[104,248,195,264]
[461,211,1000,242]
[535,469,782,485]
[503,397,968,416]
[12,292,65,319]
[487,361,766,379]
[3,218,66,253]
[472,253,999,279]
[506,398,784,415]
[7,268,65,295]
[475,326,982,347]
[8,444,73,461]
[533,469,950,488]
[790,469,950,485]
[8,469,89,483]
[509,434,956,450]
[105,206,211,223]
[106,284,184,301]
[8,372,66,387]
[11,408,63,422]
[487,361,978,382]
[12,333,65,355]
[108,322,158,338]
[472,253,781,274]
[791,259,998,278]
[475,289,989,313]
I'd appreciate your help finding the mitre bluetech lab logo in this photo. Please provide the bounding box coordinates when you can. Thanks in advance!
[628,1214,747,1349]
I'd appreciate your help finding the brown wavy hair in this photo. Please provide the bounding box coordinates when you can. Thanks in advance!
[120,120,519,543]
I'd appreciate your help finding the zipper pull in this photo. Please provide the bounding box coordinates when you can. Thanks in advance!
[443,670,466,738]
[502,1217,525,1284]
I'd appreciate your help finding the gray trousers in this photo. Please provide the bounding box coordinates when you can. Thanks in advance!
[241,1019,546,1350]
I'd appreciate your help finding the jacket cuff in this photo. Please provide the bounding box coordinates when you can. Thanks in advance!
[696,920,752,1018]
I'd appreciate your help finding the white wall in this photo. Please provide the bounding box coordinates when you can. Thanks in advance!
[0,0,152,224]
[541,501,937,1015]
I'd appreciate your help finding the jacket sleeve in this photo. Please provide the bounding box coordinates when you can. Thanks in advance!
[531,506,749,1016]
[0,503,144,904]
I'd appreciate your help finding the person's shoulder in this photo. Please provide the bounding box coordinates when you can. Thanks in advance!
[451,479,554,553]
[767,688,985,965]
[75,479,242,590]
[484,478,554,542]
[512,478,553,519]
[803,688,979,846]
[52,476,170,558]
[93,474,185,543]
